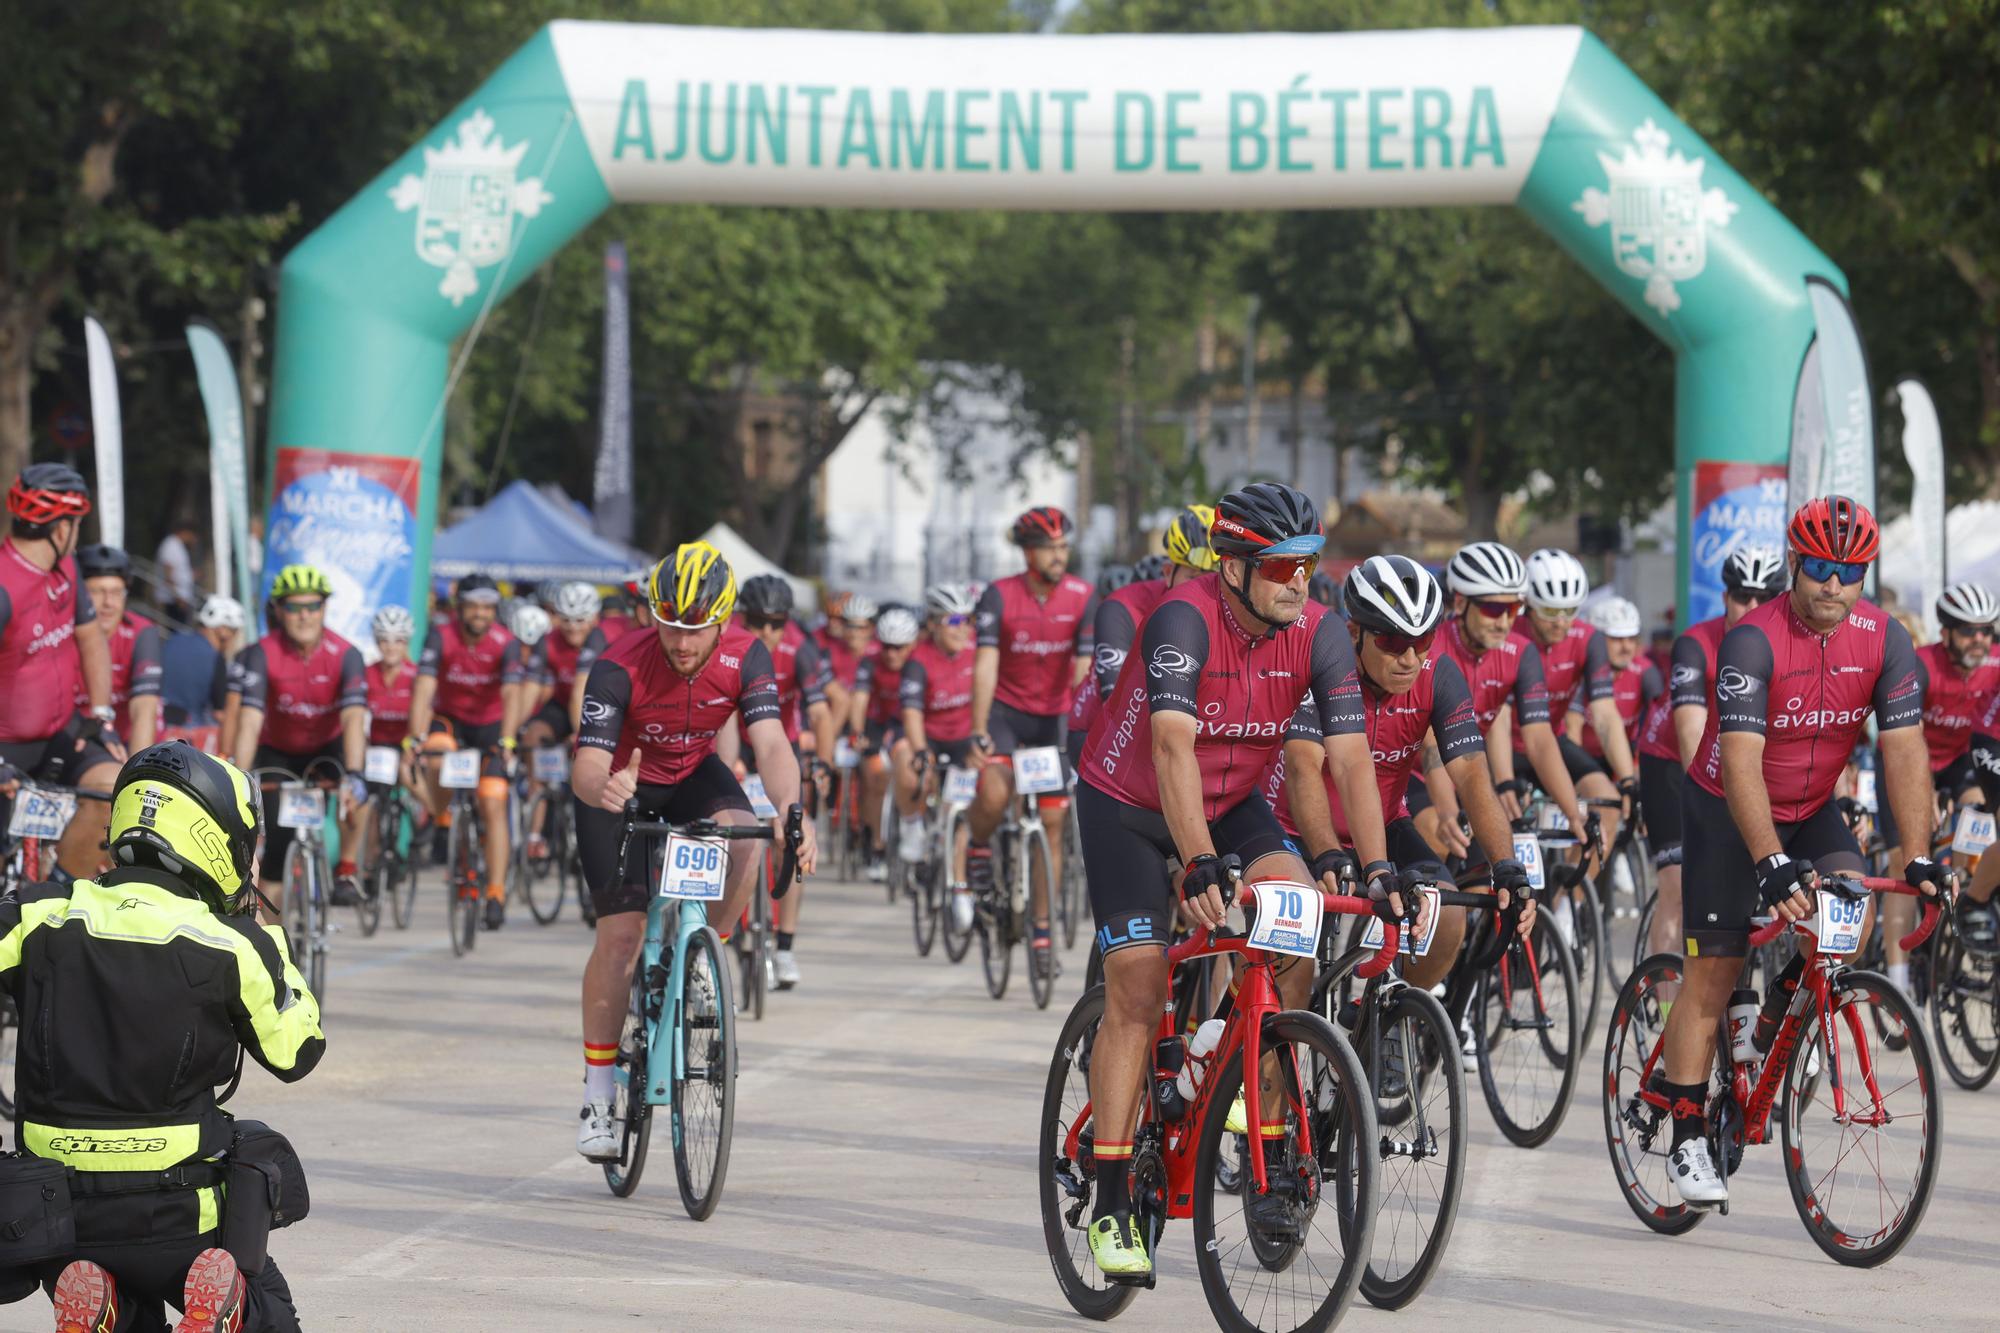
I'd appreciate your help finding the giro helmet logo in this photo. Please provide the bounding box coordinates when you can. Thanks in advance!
[389,110,555,306]
[1573,119,1737,316]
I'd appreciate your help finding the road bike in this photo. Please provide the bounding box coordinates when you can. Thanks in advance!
[1605,873,1944,1266]
[255,761,344,1005]
[0,778,107,1120]
[516,744,577,925]
[1521,795,1607,1040]
[599,800,801,1219]
[977,746,1063,1010]
[434,747,489,956]
[359,746,423,934]
[1040,874,1388,1332]
[731,774,783,1023]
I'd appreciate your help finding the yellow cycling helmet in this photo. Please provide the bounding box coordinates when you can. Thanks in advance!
[269,564,332,601]
[647,541,736,628]
[1164,503,1219,572]
[108,741,262,914]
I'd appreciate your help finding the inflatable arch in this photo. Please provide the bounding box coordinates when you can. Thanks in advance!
[267,22,1868,645]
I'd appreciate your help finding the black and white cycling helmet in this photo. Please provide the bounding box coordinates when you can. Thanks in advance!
[1585,595,1642,639]
[738,574,794,620]
[198,595,245,631]
[511,604,551,647]
[843,594,879,624]
[1133,553,1169,582]
[1938,581,2000,630]
[925,582,977,619]
[1445,541,1526,598]
[1524,548,1590,611]
[554,582,602,620]
[371,605,417,640]
[1721,544,1785,596]
[1342,555,1445,638]
[875,606,920,646]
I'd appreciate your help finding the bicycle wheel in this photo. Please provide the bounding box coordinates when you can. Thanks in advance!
[382,796,418,930]
[519,790,565,925]
[739,849,768,1023]
[1356,987,1465,1310]
[307,857,329,1002]
[1192,1011,1375,1333]
[1473,921,1579,1148]
[1037,984,1140,1322]
[1057,811,1082,951]
[0,992,19,1119]
[1778,968,1940,1267]
[939,805,974,964]
[447,808,479,957]
[910,835,939,958]
[673,926,737,1221]
[1569,881,1606,1041]
[354,820,383,938]
[1631,886,1658,975]
[1929,929,2000,1090]
[1601,953,1706,1236]
[1025,823,1057,1011]
[979,896,1012,1001]
[604,971,653,1198]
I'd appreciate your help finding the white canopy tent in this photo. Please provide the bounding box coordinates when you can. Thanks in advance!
[695,521,817,616]
[1879,501,2000,619]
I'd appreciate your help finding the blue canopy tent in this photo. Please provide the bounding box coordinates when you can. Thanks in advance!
[432,480,651,584]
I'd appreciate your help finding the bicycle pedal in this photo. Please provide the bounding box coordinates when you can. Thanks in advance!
[1103,1269,1156,1290]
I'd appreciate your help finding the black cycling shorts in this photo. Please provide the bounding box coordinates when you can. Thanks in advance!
[862,718,902,755]
[926,736,975,768]
[1077,777,1298,958]
[252,741,346,878]
[525,698,572,743]
[1557,735,1610,784]
[1639,752,1685,860]
[430,716,509,779]
[573,754,755,918]
[1680,780,1862,957]
[1403,771,1433,817]
[989,700,1064,755]
[0,713,119,789]
[1876,752,1977,850]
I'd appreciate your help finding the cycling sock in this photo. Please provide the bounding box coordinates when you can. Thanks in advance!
[584,1043,617,1103]
[335,859,357,879]
[1663,1080,1708,1147]
[1092,1139,1133,1219]
[776,931,794,951]
[1886,961,1910,992]
[485,880,505,899]
[1032,924,1051,946]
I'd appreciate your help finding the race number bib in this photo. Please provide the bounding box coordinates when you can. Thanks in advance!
[833,737,860,770]
[438,748,481,789]
[944,767,979,806]
[741,774,778,820]
[532,747,569,783]
[1247,881,1323,958]
[1360,884,1441,958]
[660,835,728,900]
[1952,808,1996,857]
[363,746,402,785]
[1854,767,1878,813]
[1813,889,1867,956]
[6,786,75,841]
[1538,805,1570,832]
[276,785,326,830]
[1014,746,1065,795]
[1513,835,1546,891]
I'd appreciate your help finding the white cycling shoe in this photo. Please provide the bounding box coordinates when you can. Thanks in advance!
[577,1100,618,1161]
[949,889,975,933]
[773,949,802,989]
[899,815,928,854]
[1667,1138,1728,1207]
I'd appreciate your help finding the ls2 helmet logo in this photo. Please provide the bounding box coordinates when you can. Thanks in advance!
[1573,119,1737,317]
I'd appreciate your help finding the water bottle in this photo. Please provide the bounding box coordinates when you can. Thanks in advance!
[1726,988,1761,1065]
[1176,1019,1227,1102]
[1152,1038,1189,1121]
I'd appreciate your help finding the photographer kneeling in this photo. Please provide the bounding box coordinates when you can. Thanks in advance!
[0,740,324,1332]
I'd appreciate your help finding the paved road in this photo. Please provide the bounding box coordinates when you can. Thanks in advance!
[15,871,1995,1331]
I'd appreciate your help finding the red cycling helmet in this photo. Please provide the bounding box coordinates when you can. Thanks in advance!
[1787,494,1879,564]
[7,463,92,526]
[1009,506,1074,548]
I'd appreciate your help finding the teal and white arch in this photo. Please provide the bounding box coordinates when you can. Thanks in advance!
[268,21,1866,644]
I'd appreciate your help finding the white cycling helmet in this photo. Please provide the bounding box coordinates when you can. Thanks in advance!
[511,604,551,647]
[925,582,977,619]
[1343,555,1445,638]
[371,605,417,640]
[843,594,880,624]
[1445,541,1527,599]
[876,606,920,646]
[197,595,245,630]
[1938,581,2000,630]
[554,581,602,620]
[1524,548,1590,611]
[1585,595,1642,639]
[1722,544,1786,597]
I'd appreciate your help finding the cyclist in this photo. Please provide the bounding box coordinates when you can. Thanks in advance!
[7,741,322,1333]
[821,592,877,698]
[1658,495,1943,1207]
[230,564,369,912]
[1567,597,1658,766]
[1095,563,1134,601]
[161,595,243,738]
[512,582,608,860]
[1962,691,2000,948]
[737,573,836,988]
[969,507,1094,983]
[1131,553,1169,583]
[1074,482,1399,1280]
[848,606,921,881]
[1635,544,1783,963]
[0,464,121,881]
[1276,556,1535,992]
[569,542,816,1161]
[406,572,525,930]
[77,545,163,752]
[894,583,979,926]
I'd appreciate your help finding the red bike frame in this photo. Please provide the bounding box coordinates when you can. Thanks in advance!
[1062,883,1398,1218]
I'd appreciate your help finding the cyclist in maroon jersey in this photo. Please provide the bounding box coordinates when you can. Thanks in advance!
[569,543,815,1161]
[230,563,370,914]
[1635,545,1783,963]
[893,584,979,926]
[1961,687,2000,950]
[517,582,609,861]
[407,572,527,929]
[1658,496,1945,1207]
[1074,483,1406,1279]
[1566,596,1658,765]
[0,465,121,881]
[1276,556,1535,992]
[969,506,1093,982]
[849,606,920,880]
[76,545,163,752]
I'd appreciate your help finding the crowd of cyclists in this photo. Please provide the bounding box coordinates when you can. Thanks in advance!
[4,452,1998,1329]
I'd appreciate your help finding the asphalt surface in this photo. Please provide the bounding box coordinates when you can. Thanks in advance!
[10,867,1996,1330]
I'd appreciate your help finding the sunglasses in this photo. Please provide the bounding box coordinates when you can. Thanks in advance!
[1253,553,1319,583]
[940,614,971,628]
[1371,627,1437,657]
[278,599,325,614]
[745,615,787,630]
[1725,589,1774,608]
[1950,624,1997,640]
[1470,598,1521,618]
[1798,556,1869,586]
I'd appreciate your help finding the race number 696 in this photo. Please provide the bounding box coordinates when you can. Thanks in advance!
[674,842,723,875]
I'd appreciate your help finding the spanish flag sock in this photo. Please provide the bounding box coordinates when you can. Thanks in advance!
[584,1043,618,1103]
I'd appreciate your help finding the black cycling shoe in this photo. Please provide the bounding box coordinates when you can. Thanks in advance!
[1958,897,2000,956]
[1376,1028,1410,1103]
[483,898,506,931]
[1244,1158,1307,1245]
[330,875,361,908]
